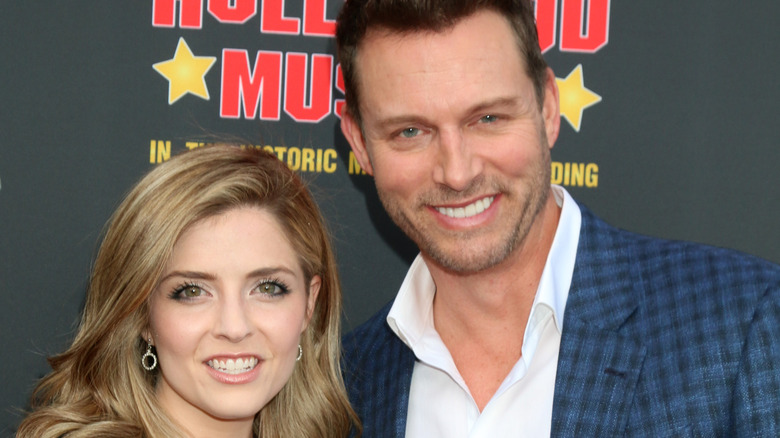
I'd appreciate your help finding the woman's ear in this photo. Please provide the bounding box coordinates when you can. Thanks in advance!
[141,329,153,345]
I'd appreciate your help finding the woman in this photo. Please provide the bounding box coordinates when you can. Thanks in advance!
[17,145,360,437]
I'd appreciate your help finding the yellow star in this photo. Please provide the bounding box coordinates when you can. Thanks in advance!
[153,38,216,104]
[556,64,602,132]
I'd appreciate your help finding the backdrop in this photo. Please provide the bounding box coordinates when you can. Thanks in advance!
[2,1,779,434]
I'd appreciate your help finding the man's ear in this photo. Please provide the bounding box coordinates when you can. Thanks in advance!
[541,67,561,149]
[302,275,321,333]
[340,111,374,175]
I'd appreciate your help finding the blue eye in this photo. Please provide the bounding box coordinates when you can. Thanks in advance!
[399,127,420,138]
[479,114,498,123]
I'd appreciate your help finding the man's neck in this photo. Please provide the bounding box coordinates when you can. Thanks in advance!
[428,194,561,327]
[425,194,562,410]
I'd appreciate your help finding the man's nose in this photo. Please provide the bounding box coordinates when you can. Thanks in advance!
[432,129,482,192]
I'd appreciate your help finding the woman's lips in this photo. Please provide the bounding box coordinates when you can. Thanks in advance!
[206,357,259,375]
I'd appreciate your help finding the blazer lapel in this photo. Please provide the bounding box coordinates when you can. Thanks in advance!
[345,305,415,438]
[551,206,648,436]
[552,315,646,436]
[383,334,415,438]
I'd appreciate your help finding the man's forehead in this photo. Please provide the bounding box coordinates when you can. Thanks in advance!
[355,11,520,64]
[362,22,455,44]
[355,18,524,81]
[357,27,447,62]
[351,10,534,119]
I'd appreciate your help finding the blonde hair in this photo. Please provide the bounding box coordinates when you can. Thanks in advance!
[17,145,360,437]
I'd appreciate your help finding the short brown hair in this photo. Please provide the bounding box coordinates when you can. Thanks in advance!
[336,0,549,125]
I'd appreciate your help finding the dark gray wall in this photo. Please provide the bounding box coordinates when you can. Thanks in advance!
[2,1,779,435]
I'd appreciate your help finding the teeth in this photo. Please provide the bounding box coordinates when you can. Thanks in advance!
[436,196,494,219]
[207,357,259,374]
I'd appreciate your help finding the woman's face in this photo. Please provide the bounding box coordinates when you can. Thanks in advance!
[147,206,319,433]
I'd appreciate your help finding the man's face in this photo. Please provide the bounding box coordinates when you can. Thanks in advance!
[341,10,560,274]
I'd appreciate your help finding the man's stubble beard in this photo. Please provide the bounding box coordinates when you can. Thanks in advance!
[376,133,552,275]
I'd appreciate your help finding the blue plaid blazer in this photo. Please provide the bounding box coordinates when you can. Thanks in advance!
[342,204,780,437]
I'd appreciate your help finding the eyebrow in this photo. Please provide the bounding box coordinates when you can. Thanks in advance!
[373,96,522,129]
[157,266,299,284]
[469,96,521,112]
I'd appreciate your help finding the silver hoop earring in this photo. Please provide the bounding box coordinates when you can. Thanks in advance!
[296,344,303,362]
[142,338,158,371]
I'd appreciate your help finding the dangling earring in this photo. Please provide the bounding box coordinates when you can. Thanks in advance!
[142,338,158,371]
[296,344,303,362]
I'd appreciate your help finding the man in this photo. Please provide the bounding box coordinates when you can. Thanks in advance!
[336,1,780,436]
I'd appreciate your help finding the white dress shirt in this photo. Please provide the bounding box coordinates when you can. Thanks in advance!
[387,186,582,437]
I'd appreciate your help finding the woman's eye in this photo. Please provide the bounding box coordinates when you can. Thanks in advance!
[182,286,202,298]
[257,281,288,296]
[171,284,205,300]
[399,127,420,138]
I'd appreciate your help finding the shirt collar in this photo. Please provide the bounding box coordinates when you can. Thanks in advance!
[534,185,581,333]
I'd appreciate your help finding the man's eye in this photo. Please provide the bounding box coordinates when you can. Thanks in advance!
[479,114,498,123]
[399,127,420,138]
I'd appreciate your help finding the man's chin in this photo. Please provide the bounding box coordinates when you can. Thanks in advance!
[420,240,514,275]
